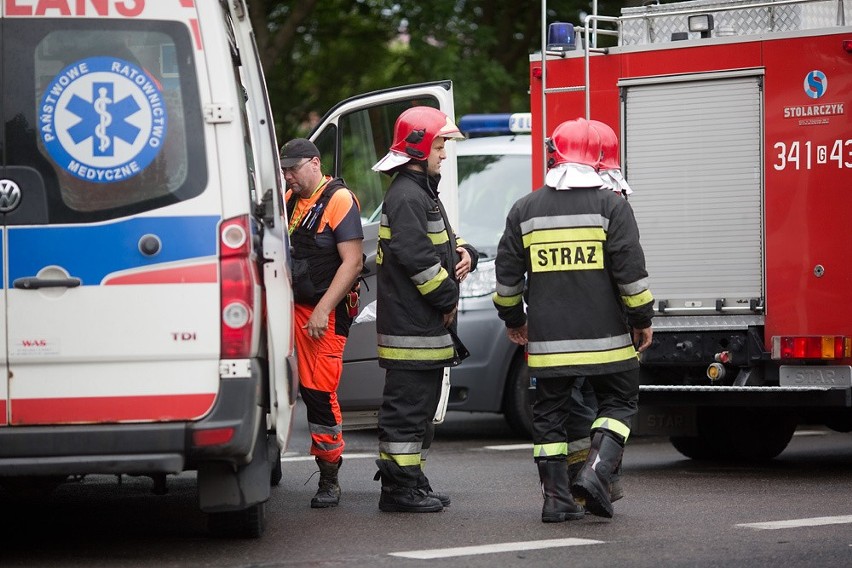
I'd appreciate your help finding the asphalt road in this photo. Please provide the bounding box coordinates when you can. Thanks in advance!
[2,402,852,568]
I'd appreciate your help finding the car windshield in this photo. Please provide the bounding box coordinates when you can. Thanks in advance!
[457,153,530,259]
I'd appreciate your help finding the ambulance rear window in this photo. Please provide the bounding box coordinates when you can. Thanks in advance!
[3,19,206,224]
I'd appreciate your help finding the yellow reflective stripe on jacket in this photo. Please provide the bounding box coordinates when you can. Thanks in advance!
[592,417,631,441]
[528,345,637,368]
[428,231,450,245]
[622,289,654,308]
[377,333,455,361]
[493,291,523,307]
[378,345,455,361]
[416,266,449,295]
[533,442,568,458]
[522,227,607,249]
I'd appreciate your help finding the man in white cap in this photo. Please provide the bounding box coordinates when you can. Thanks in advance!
[370,106,478,513]
[493,117,653,522]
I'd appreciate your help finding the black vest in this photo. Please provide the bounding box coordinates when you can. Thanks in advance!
[287,178,347,305]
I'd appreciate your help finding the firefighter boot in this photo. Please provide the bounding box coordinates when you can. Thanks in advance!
[568,448,624,503]
[610,463,624,502]
[417,470,451,507]
[571,429,624,518]
[537,458,585,523]
[311,457,342,508]
[374,459,443,513]
[567,447,590,508]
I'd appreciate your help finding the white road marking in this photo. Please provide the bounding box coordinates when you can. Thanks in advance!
[482,443,533,451]
[281,452,375,462]
[389,538,604,560]
[738,515,852,530]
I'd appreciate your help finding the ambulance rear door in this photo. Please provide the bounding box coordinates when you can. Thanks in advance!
[2,10,222,427]
[0,13,7,426]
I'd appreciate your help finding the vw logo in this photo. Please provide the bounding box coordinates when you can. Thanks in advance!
[0,179,22,213]
[803,70,827,99]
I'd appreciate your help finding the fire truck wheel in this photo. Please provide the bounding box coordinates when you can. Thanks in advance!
[503,350,534,439]
[723,409,797,461]
[670,407,796,462]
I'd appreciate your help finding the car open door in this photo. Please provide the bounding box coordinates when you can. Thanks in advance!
[307,81,460,428]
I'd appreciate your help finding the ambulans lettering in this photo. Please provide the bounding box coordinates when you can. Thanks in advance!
[5,0,144,17]
[772,139,852,171]
[530,242,603,273]
[39,56,167,183]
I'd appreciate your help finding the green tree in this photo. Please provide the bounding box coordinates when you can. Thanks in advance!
[246,1,624,141]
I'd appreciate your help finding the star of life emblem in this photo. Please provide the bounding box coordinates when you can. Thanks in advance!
[38,56,168,183]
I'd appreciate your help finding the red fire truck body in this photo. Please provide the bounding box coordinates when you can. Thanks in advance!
[530,0,852,459]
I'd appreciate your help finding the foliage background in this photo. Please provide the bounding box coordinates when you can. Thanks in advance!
[246,0,630,141]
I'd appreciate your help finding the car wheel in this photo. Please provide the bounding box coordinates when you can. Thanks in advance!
[503,351,534,439]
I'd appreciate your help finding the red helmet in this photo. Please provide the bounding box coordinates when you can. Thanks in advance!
[372,106,463,172]
[589,120,620,171]
[546,117,602,169]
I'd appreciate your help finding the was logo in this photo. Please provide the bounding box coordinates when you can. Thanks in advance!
[38,56,168,183]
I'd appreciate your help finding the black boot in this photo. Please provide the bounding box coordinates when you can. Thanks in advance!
[567,447,590,508]
[571,429,624,518]
[374,459,443,513]
[568,447,624,503]
[610,463,624,502]
[418,470,450,507]
[537,458,585,523]
[311,457,342,508]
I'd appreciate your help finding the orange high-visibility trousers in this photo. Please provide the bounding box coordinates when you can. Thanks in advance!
[294,303,346,462]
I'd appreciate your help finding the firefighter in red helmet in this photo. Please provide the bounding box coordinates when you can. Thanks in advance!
[589,119,633,197]
[493,117,654,521]
[371,106,479,512]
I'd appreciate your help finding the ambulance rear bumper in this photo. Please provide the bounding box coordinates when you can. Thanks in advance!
[0,367,264,478]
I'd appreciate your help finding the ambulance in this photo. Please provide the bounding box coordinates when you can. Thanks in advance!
[0,0,464,537]
[0,0,298,538]
[531,0,852,460]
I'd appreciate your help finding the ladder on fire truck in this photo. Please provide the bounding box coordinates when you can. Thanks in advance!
[537,0,848,179]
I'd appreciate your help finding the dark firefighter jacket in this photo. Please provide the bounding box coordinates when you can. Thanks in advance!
[376,168,478,370]
[493,186,653,378]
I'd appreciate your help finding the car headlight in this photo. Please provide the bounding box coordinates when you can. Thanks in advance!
[459,258,496,299]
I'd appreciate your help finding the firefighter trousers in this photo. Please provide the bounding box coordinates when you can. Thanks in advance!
[295,303,346,463]
[533,369,640,457]
[565,377,597,452]
[377,367,443,468]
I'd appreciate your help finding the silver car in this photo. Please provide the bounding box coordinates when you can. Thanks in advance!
[339,114,535,437]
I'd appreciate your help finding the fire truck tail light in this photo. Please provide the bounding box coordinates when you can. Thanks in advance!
[844,39,852,53]
[772,336,852,360]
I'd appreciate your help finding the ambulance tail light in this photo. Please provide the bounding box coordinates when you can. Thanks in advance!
[220,215,255,359]
[192,427,235,447]
[771,336,852,360]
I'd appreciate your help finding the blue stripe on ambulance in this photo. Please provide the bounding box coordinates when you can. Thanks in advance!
[7,216,220,286]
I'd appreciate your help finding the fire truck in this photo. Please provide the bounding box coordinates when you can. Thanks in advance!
[530,0,852,460]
